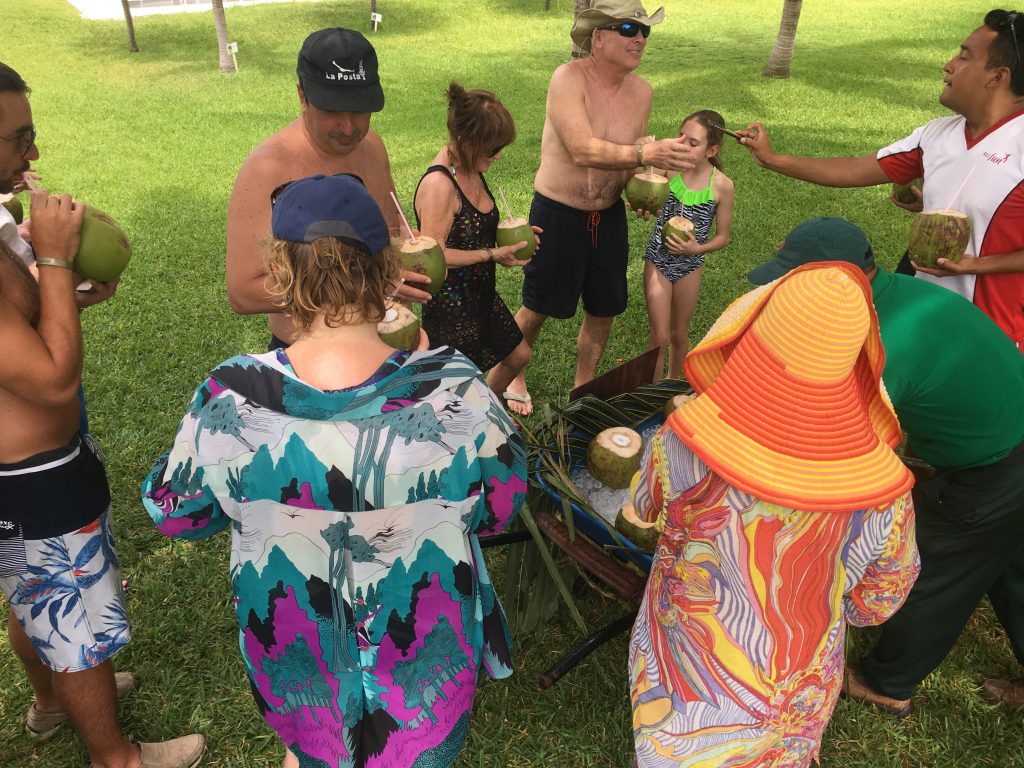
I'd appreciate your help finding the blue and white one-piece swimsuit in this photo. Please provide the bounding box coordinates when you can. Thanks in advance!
[644,169,719,283]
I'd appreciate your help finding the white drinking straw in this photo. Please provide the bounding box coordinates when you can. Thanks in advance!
[498,186,513,223]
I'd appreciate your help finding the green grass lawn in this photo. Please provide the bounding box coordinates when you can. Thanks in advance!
[2,0,1022,765]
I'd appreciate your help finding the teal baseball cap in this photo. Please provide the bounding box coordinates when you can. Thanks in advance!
[747,217,875,285]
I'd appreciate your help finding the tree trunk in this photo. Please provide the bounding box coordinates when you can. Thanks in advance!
[211,0,237,73]
[571,0,590,59]
[121,0,139,52]
[763,0,803,78]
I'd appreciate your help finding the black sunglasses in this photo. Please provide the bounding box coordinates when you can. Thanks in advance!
[598,22,651,40]
[993,10,1022,65]
[0,125,36,159]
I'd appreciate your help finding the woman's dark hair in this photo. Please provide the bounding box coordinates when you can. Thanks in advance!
[984,9,1024,95]
[446,81,516,172]
[680,110,726,171]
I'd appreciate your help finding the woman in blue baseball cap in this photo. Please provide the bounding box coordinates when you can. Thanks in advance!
[143,174,527,768]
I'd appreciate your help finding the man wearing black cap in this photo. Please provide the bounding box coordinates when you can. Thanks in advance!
[226,28,430,349]
[749,216,1024,714]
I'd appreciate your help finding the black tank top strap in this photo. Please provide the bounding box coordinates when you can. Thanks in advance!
[413,165,460,228]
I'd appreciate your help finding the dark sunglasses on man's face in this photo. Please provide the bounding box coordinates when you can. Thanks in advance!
[599,22,651,40]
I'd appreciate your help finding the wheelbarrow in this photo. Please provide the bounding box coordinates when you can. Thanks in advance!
[484,347,694,689]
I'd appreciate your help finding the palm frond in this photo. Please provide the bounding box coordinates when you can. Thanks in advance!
[503,380,692,637]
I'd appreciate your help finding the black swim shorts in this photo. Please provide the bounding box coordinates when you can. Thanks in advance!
[521,192,628,320]
[0,434,110,541]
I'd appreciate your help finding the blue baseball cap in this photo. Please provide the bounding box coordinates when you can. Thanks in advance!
[270,174,388,255]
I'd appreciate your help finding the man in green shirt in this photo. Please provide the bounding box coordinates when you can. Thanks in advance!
[749,217,1024,713]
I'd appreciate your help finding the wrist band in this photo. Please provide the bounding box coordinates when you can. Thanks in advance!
[636,143,645,166]
[36,257,74,270]
[485,247,494,262]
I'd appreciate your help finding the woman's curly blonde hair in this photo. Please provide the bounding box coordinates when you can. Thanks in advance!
[262,236,402,331]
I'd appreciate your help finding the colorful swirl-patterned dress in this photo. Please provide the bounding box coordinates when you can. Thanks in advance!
[143,346,527,768]
[629,426,919,767]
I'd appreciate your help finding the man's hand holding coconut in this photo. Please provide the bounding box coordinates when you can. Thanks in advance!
[505,0,694,415]
[735,11,1024,350]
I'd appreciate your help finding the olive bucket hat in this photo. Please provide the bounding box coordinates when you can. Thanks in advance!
[570,0,665,53]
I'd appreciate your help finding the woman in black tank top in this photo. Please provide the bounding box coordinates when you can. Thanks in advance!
[413,82,536,405]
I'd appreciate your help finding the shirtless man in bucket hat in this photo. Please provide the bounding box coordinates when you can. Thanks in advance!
[501,1,695,415]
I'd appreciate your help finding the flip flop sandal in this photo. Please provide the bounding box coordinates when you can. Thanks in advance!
[502,391,532,405]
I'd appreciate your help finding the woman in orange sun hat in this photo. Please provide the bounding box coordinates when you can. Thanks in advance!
[629,263,920,767]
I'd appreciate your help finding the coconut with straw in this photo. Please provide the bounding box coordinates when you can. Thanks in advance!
[495,187,535,260]
[389,190,446,296]
[624,143,669,213]
[23,176,133,283]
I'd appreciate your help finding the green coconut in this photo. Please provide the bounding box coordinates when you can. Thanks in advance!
[399,236,447,296]
[83,203,124,230]
[495,217,535,260]
[614,503,659,550]
[586,426,643,489]
[891,180,920,205]
[662,215,694,244]
[74,213,132,282]
[624,172,669,214]
[1,192,23,224]
[377,304,421,349]
[663,393,696,419]
[907,209,970,268]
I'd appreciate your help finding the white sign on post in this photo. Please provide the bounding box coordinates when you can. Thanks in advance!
[226,41,239,70]
[370,12,382,31]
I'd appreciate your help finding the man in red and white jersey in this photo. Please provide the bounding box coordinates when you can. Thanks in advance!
[738,9,1024,350]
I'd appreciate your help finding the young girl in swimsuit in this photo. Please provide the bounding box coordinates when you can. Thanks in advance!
[643,110,735,380]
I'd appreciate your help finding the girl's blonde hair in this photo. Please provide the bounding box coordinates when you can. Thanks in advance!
[262,236,402,331]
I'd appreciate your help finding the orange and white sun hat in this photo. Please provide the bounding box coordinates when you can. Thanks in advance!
[666,262,912,512]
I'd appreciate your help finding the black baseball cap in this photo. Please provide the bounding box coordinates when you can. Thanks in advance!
[747,217,876,285]
[297,28,385,113]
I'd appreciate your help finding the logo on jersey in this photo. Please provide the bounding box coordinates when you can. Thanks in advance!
[983,151,1012,166]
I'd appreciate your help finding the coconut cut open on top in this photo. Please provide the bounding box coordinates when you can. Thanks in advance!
[908,209,971,267]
